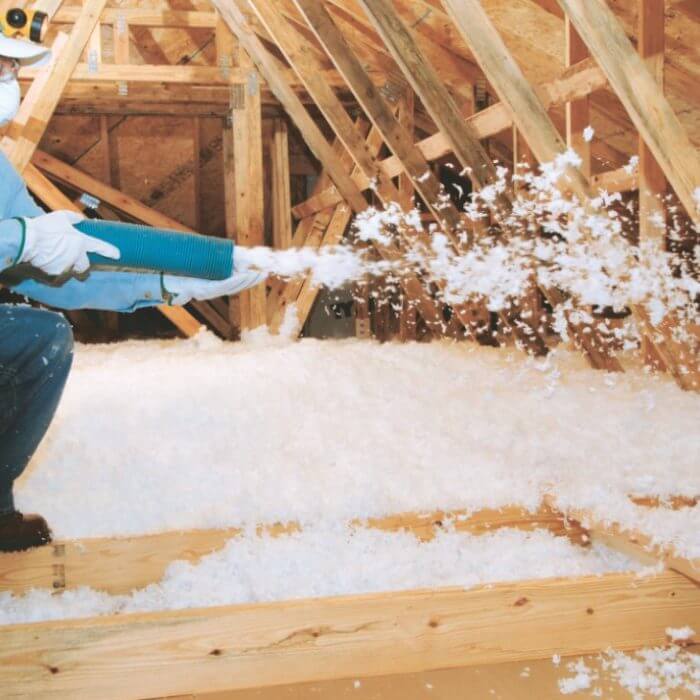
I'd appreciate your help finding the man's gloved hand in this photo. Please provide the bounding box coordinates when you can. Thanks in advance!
[20,211,121,276]
[163,248,266,305]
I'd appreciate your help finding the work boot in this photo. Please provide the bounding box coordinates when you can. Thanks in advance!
[0,510,52,552]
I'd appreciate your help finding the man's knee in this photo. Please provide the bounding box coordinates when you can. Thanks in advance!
[36,312,73,367]
[2,307,73,367]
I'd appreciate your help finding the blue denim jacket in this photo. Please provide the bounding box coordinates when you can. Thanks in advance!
[0,152,164,311]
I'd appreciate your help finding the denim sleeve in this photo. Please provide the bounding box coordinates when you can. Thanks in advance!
[9,271,166,312]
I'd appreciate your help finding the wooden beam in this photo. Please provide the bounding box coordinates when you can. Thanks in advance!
[54,7,219,28]
[565,19,591,179]
[356,0,508,212]
[2,0,108,172]
[218,0,453,337]
[218,18,240,331]
[18,63,384,92]
[590,166,638,194]
[556,0,700,227]
[212,0,368,214]
[638,0,667,244]
[251,0,460,336]
[231,50,267,331]
[0,571,696,699]
[548,499,700,585]
[267,131,362,333]
[440,0,700,389]
[291,58,607,218]
[251,0,405,209]
[295,0,550,354]
[270,118,293,249]
[192,117,202,231]
[0,504,584,596]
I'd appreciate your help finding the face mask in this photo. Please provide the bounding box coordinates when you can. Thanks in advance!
[0,76,20,127]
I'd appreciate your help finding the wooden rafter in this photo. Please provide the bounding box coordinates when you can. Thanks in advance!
[294,0,552,354]
[2,0,108,172]
[556,0,700,227]
[214,0,454,336]
[290,58,608,219]
[441,0,700,389]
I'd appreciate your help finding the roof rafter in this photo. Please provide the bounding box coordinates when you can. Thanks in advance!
[215,0,452,335]
[441,0,699,391]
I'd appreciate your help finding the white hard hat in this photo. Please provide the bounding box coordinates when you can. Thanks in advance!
[0,34,50,66]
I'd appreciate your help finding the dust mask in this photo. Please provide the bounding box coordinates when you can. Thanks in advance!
[0,75,20,126]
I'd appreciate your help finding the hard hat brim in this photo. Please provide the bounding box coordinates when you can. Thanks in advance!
[0,35,50,64]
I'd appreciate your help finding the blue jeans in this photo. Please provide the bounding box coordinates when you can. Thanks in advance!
[0,305,73,515]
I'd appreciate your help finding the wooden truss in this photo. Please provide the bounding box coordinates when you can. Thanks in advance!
[5,0,697,386]
[0,1,698,696]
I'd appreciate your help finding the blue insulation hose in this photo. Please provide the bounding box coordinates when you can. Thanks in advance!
[76,220,234,280]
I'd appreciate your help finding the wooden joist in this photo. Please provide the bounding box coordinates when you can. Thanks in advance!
[0,504,585,597]
[551,501,700,586]
[0,569,696,700]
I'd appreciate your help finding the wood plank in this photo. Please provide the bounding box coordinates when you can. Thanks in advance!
[638,0,667,244]
[251,0,450,336]
[155,646,700,700]
[565,19,591,179]
[217,19,240,331]
[0,571,697,699]
[590,166,638,194]
[295,0,550,354]
[232,48,266,330]
[192,117,202,231]
[2,0,108,172]
[267,131,362,331]
[212,0,368,214]
[551,500,700,585]
[54,8,219,28]
[220,0,452,337]
[270,118,293,250]
[556,0,700,227]
[290,58,607,218]
[0,505,586,596]
[440,0,700,389]
[356,0,509,212]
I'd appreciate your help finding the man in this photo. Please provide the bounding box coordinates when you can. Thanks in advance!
[0,32,265,551]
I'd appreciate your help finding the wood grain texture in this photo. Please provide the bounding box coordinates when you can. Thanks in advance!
[0,571,697,699]
[3,0,108,172]
[0,505,586,596]
[290,59,607,218]
[440,0,700,388]
[556,0,700,226]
